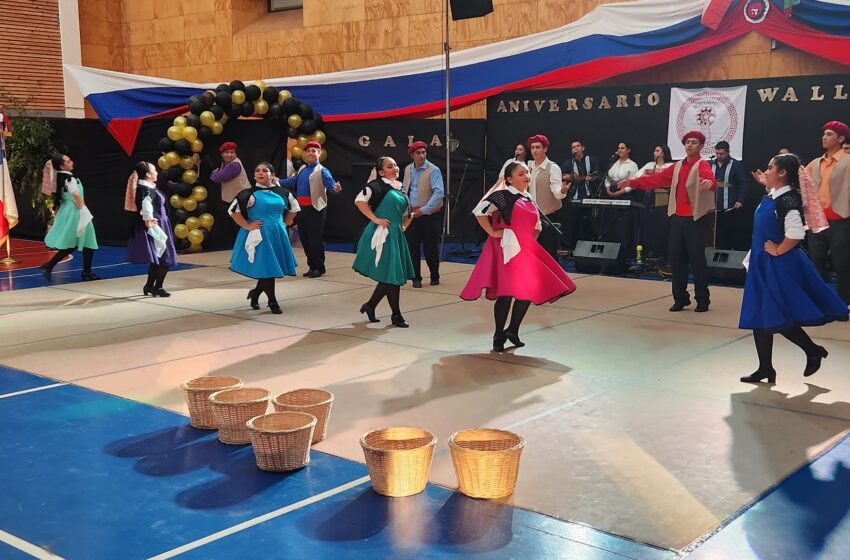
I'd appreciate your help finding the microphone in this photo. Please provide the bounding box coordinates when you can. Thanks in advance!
[465,157,472,163]
[609,152,618,160]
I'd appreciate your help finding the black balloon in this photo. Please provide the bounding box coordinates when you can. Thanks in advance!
[286,127,299,139]
[215,83,231,93]
[176,182,193,197]
[313,112,324,127]
[229,80,246,92]
[196,201,210,213]
[245,85,261,101]
[268,103,282,118]
[174,139,192,156]
[262,86,279,103]
[214,91,232,109]
[186,114,202,129]
[158,137,174,153]
[166,180,180,193]
[174,208,189,222]
[199,227,210,236]
[167,167,183,181]
[188,95,201,106]
[198,126,214,143]
[282,98,300,116]
[240,101,255,117]
[298,103,314,120]
[189,99,206,115]
[300,119,317,135]
[210,105,224,120]
[175,238,190,250]
[201,92,215,108]
[228,105,242,119]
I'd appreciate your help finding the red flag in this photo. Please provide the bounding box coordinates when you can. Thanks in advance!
[0,199,7,245]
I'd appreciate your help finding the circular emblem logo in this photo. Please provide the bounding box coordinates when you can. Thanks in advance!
[744,0,770,24]
[675,90,740,158]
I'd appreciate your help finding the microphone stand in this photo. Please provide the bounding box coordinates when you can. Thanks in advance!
[449,159,479,258]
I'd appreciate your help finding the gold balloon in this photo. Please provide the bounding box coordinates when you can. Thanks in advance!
[183,198,198,212]
[174,223,189,238]
[167,126,184,141]
[287,114,302,128]
[220,114,229,124]
[187,228,205,245]
[158,156,170,170]
[179,156,195,170]
[278,89,292,103]
[173,116,187,128]
[182,169,198,184]
[170,194,183,209]
[199,111,216,127]
[165,151,180,167]
[182,126,198,142]
[297,134,309,147]
[255,80,267,91]
[191,139,204,153]
[319,148,327,162]
[198,213,215,229]
[313,130,327,144]
[191,186,208,201]
[185,243,202,253]
[256,99,269,114]
[231,90,246,104]
[211,122,224,135]
[291,146,303,159]
[185,216,200,230]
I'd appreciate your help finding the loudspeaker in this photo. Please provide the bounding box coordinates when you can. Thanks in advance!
[450,0,494,20]
[705,248,747,284]
[573,241,626,273]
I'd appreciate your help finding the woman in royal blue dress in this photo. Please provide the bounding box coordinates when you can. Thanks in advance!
[228,162,299,314]
[739,153,848,383]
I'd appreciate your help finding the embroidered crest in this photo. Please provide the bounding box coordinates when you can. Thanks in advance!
[743,0,770,24]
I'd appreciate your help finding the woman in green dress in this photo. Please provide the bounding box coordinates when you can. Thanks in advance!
[40,154,100,281]
[353,156,415,328]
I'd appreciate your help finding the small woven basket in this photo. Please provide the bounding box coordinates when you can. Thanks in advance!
[360,427,437,497]
[208,387,270,444]
[247,412,317,472]
[448,428,525,499]
[272,388,334,444]
[180,376,244,429]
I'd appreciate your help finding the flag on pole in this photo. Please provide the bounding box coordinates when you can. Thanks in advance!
[0,134,19,246]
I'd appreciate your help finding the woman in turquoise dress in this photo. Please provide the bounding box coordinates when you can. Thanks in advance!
[40,154,100,281]
[353,156,415,327]
[228,162,299,314]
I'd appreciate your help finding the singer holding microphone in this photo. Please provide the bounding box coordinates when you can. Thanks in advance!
[603,142,640,258]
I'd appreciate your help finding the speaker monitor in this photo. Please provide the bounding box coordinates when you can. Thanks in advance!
[573,241,626,274]
[705,248,747,284]
[450,0,494,20]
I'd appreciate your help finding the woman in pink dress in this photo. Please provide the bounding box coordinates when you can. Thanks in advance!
[461,162,576,352]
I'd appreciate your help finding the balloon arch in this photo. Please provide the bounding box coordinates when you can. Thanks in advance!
[155,79,327,251]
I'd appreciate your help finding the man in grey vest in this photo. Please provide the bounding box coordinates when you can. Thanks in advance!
[619,131,717,312]
[403,140,444,288]
[527,134,568,259]
[280,141,341,278]
[806,120,850,304]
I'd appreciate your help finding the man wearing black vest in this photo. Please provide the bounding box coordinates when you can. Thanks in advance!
[403,141,445,288]
[562,140,600,250]
[710,140,750,250]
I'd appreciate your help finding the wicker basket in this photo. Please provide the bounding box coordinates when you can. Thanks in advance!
[448,428,525,499]
[208,388,270,444]
[360,427,437,497]
[272,388,334,444]
[180,376,244,429]
[247,412,317,472]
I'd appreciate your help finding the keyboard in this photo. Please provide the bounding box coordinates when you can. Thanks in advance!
[572,198,644,208]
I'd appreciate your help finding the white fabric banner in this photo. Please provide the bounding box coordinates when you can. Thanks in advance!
[667,85,747,160]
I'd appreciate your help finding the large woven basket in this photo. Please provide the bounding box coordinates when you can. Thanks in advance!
[272,388,334,444]
[208,388,270,444]
[448,428,525,499]
[247,412,317,472]
[360,427,437,497]
[180,376,244,429]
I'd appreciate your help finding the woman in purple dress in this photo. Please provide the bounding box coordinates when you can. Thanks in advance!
[125,161,178,296]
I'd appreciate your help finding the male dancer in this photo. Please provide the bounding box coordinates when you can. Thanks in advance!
[403,140,444,288]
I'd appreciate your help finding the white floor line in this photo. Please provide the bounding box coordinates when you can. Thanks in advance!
[0,383,67,400]
[0,529,66,559]
[147,475,372,560]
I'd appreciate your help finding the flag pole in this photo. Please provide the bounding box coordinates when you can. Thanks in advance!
[0,235,17,265]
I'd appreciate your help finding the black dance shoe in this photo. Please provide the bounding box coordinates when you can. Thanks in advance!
[740,369,777,384]
[804,346,828,377]
[247,288,261,310]
[492,333,507,353]
[391,314,409,328]
[268,302,283,314]
[81,271,101,281]
[430,278,440,286]
[40,264,52,280]
[143,285,156,296]
[669,301,690,312]
[153,287,170,297]
[503,330,525,348]
[359,303,379,323]
[412,280,423,288]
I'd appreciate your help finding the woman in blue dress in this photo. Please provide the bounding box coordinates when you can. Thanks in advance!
[124,161,178,297]
[739,153,848,383]
[228,162,299,314]
[39,154,100,281]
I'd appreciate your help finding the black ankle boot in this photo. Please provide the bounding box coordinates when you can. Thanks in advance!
[143,285,156,296]
[804,346,828,377]
[493,333,507,352]
[504,329,524,348]
[247,288,261,310]
[360,303,379,323]
[391,314,408,328]
[153,287,170,297]
[269,302,282,314]
[81,271,101,281]
[40,264,52,280]
[740,369,776,384]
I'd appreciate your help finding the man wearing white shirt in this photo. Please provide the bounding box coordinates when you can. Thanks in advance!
[527,134,569,258]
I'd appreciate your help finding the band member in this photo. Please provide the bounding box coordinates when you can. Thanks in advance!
[636,145,675,259]
[710,141,750,250]
[527,134,568,259]
[402,140,444,288]
[461,161,576,352]
[562,139,601,249]
[619,131,717,312]
[805,121,850,304]
[280,141,341,278]
[604,141,640,257]
[739,154,848,383]
[497,142,527,181]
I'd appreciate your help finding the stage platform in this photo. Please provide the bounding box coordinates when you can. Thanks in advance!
[1,247,848,559]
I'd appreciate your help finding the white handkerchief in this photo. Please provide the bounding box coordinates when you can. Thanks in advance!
[742,250,750,272]
[371,225,389,266]
[245,228,263,263]
[147,225,168,258]
[77,206,93,237]
[501,228,521,264]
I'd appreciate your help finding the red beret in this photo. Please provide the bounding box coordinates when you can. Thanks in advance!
[681,131,706,145]
[219,141,237,153]
[527,134,549,148]
[823,121,850,140]
[304,141,322,151]
[408,141,427,155]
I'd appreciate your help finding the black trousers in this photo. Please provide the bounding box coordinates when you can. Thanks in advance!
[669,214,711,306]
[714,208,749,251]
[538,212,560,260]
[807,217,850,304]
[405,211,442,281]
[297,206,327,273]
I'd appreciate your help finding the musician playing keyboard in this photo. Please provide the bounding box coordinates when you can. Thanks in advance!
[562,139,601,250]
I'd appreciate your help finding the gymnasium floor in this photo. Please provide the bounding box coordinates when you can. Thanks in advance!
[1,243,848,559]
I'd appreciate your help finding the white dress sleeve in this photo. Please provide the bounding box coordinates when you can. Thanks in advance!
[472,199,496,216]
[287,192,301,212]
[140,195,155,221]
[355,186,373,203]
[783,209,805,240]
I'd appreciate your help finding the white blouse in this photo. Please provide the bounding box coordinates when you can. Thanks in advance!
[635,161,674,178]
[605,158,639,188]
